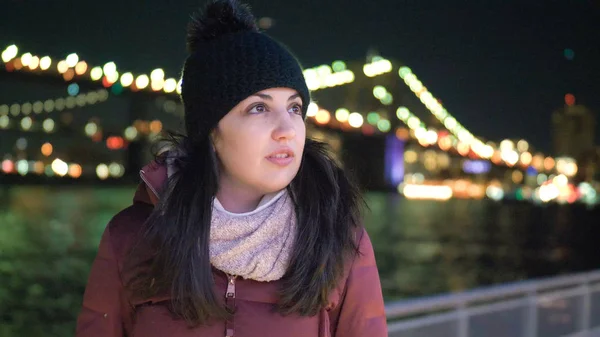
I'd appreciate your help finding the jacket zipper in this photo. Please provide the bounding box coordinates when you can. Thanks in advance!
[225,274,237,337]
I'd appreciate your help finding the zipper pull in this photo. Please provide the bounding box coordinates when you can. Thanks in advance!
[225,274,237,336]
[226,274,236,299]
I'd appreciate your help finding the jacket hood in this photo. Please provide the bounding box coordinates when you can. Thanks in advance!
[134,159,166,207]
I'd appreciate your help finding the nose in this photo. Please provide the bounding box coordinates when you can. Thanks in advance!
[271,111,296,142]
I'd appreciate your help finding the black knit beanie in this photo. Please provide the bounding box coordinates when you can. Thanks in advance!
[180,0,310,141]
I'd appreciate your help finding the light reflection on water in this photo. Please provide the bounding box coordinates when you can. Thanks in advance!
[1,186,599,336]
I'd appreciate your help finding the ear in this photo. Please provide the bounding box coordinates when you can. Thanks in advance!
[209,127,218,145]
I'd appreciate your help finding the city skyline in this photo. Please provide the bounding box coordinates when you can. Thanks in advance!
[1,0,599,152]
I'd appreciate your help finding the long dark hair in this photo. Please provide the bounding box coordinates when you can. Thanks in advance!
[125,133,365,326]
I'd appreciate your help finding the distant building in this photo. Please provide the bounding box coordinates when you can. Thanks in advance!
[552,103,596,160]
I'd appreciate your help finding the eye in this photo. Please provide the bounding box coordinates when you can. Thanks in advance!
[288,103,303,115]
[248,103,268,114]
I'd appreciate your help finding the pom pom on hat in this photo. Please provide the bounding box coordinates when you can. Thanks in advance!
[187,0,259,53]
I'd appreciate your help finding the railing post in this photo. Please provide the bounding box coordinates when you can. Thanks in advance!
[523,291,537,337]
[581,281,591,333]
[457,303,469,337]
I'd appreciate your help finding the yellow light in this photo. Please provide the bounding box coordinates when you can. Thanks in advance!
[57,60,69,74]
[109,162,124,178]
[44,100,55,113]
[563,162,578,177]
[103,62,117,76]
[500,139,514,152]
[315,109,331,125]
[553,174,568,186]
[502,150,519,166]
[96,164,109,180]
[402,184,453,200]
[21,52,32,67]
[539,184,560,202]
[517,139,529,152]
[409,79,424,93]
[457,142,470,156]
[1,44,19,62]
[512,170,524,184]
[90,67,103,81]
[407,116,421,130]
[41,142,53,156]
[39,56,52,70]
[43,118,55,132]
[335,108,349,122]
[66,53,79,67]
[120,72,134,87]
[32,101,43,114]
[135,75,150,89]
[317,65,332,76]
[151,79,164,91]
[29,56,40,70]
[520,152,532,166]
[85,122,98,136]
[425,130,438,145]
[106,71,119,84]
[75,61,88,75]
[10,103,20,116]
[176,79,183,94]
[151,68,165,81]
[51,158,69,177]
[404,150,418,163]
[348,113,364,128]
[164,78,177,93]
[0,115,9,129]
[307,102,318,117]
[363,58,393,77]
[124,126,138,140]
[21,117,32,130]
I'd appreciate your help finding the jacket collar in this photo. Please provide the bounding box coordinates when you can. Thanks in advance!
[135,160,165,206]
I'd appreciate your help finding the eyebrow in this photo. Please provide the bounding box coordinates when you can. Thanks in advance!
[252,93,301,102]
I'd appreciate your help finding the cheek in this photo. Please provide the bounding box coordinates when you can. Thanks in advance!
[215,126,265,171]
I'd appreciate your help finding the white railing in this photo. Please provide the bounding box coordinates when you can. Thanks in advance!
[385,269,600,337]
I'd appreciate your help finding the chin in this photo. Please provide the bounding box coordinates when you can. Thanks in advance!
[258,173,297,193]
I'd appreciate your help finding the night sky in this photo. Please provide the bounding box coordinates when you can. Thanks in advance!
[2,0,599,153]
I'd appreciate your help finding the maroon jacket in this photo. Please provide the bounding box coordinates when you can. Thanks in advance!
[75,161,388,337]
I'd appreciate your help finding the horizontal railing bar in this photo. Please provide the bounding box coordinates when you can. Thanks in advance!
[385,269,600,319]
[388,311,460,333]
[468,297,528,317]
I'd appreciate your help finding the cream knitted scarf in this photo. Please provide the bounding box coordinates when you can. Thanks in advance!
[209,190,297,282]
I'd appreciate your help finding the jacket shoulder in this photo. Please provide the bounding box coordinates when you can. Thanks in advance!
[105,201,154,261]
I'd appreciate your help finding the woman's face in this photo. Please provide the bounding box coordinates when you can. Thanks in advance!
[212,87,306,196]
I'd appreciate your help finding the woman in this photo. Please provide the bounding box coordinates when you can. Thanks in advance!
[75,1,387,336]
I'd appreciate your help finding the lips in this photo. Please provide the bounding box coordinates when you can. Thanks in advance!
[266,148,295,159]
[266,148,295,166]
